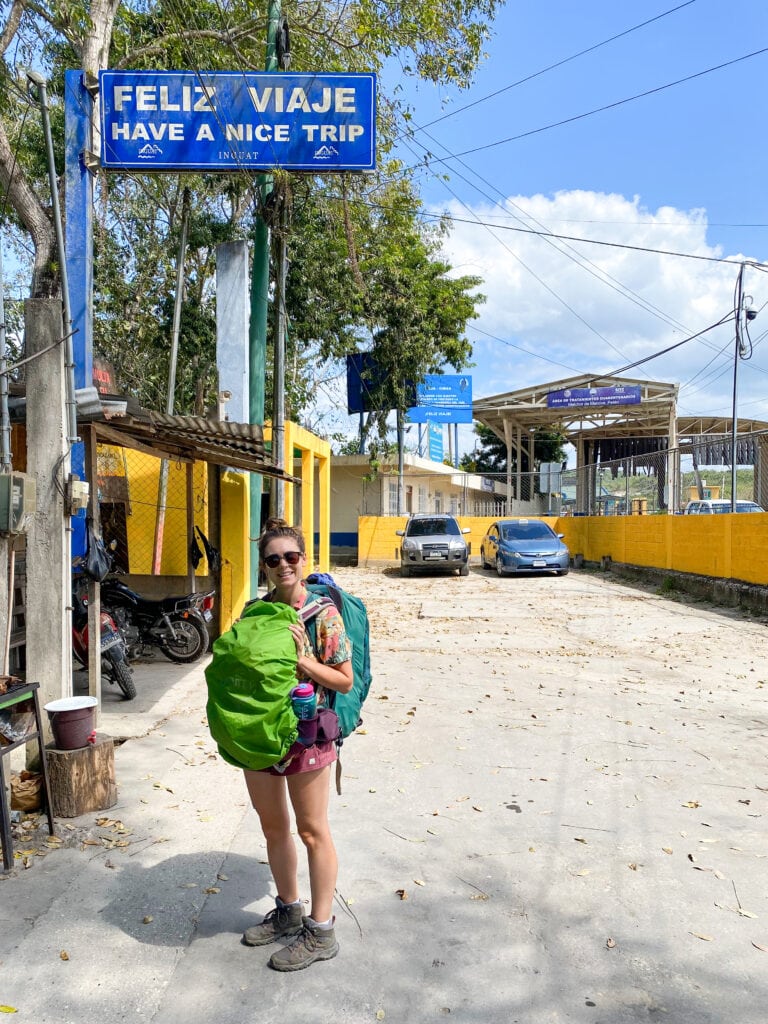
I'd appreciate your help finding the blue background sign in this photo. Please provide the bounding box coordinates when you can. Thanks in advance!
[100,71,376,171]
[547,384,641,409]
[407,374,473,423]
[428,423,444,462]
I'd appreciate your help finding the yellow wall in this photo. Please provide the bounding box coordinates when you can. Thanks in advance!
[358,513,768,587]
[219,470,249,631]
[113,449,209,576]
[264,420,331,573]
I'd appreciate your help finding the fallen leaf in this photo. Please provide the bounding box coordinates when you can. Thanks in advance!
[142,915,154,924]
[395,889,408,900]
[203,887,220,894]
[682,801,700,809]
[0,1006,19,1014]
[628,863,638,871]
[752,941,768,952]
[217,873,228,881]
[469,893,489,901]
[572,869,590,877]
[376,1012,385,1021]
[662,848,673,855]
[606,937,616,949]
[574,837,588,844]
[413,879,426,887]
[59,950,70,960]
[472,806,483,812]
[689,932,713,941]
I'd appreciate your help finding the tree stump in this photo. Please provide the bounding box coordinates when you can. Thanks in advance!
[45,736,117,817]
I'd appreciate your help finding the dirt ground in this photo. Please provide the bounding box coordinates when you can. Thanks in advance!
[325,563,768,1023]
[2,563,767,1024]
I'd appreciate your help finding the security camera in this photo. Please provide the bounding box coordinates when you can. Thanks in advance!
[746,309,758,321]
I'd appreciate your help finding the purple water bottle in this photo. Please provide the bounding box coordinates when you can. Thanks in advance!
[291,683,317,745]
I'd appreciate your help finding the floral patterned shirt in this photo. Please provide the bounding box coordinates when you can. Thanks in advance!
[265,585,352,702]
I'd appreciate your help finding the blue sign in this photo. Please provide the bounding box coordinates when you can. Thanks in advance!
[99,71,376,171]
[428,423,443,462]
[547,384,641,409]
[407,374,473,424]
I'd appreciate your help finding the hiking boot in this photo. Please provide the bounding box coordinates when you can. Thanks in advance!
[242,900,304,947]
[268,917,339,972]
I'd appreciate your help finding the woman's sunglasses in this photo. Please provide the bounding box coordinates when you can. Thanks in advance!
[263,551,303,569]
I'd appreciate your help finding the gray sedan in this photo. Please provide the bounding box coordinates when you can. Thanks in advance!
[480,518,570,576]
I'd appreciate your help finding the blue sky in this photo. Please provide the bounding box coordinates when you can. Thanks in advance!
[346,0,768,454]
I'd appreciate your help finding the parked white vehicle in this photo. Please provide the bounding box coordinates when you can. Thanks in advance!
[684,499,764,514]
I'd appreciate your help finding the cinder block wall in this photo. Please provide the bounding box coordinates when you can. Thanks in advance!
[358,513,768,587]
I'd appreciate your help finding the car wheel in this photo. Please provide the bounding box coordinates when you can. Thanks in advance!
[400,565,411,578]
[555,569,569,576]
[496,555,506,577]
[459,563,469,577]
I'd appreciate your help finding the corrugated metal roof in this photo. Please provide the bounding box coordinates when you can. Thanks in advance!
[88,412,297,480]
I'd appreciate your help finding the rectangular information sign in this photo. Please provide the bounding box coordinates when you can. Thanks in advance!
[406,375,473,424]
[428,423,444,462]
[99,71,376,171]
[546,384,641,409]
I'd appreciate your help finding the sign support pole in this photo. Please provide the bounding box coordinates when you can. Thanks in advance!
[249,0,280,594]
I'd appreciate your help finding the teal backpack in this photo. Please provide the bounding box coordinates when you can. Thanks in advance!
[305,575,372,741]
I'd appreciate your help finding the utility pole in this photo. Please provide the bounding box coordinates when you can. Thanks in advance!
[152,187,190,573]
[271,191,288,518]
[248,0,282,594]
[730,263,745,512]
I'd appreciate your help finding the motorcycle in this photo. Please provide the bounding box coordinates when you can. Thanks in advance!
[100,575,214,665]
[72,575,136,700]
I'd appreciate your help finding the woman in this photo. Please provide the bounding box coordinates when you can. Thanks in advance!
[241,518,353,972]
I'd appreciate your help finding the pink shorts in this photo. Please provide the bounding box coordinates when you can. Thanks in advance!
[262,740,337,777]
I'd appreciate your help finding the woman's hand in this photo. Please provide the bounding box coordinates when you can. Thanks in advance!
[288,621,306,657]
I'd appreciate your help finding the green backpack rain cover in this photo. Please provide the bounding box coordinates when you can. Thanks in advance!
[205,601,299,770]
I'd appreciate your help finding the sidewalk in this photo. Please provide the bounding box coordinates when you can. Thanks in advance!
[1,567,767,1023]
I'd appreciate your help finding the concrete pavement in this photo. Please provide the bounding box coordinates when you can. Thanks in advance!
[1,566,767,1023]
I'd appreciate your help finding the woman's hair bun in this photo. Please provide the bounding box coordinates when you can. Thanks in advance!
[263,516,289,532]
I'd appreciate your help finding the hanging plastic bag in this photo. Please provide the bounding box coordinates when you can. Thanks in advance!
[84,519,111,582]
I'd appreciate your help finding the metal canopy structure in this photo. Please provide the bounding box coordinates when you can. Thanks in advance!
[473,374,680,512]
[81,409,298,481]
[473,375,679,441]
[473,374,768,513]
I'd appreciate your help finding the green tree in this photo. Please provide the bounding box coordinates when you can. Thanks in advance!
[0,0,500,413]
[461,423,567,473]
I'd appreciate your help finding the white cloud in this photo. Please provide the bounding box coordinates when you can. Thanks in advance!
[436,190,768,424]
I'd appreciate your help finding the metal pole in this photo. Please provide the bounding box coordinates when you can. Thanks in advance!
[249,0,281,585]
[396,409,405,515]
[0,244,10,468]
[730,264,745,512]
[271,196,287,518]
[26,72,78,446]
[152,189,191,574]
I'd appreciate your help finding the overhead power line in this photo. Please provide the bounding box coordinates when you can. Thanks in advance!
[403,0,699,137]
[405,44,768,168]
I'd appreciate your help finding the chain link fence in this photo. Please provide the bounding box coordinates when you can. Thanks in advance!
[96,444,212,576]
[361,430,768,517]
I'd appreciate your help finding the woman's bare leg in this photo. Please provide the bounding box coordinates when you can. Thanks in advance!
[287,765,336,922]
[244,770,298,903]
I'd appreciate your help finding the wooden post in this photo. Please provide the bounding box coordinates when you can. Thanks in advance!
[45,736,116,817]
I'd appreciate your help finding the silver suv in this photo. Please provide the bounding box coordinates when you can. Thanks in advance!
[396,514,471,577]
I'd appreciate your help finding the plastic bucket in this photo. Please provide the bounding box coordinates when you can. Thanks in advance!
[44,696,97,750]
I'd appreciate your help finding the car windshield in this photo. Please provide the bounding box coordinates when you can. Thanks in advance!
[407,518,460,537]
[501,522,554,541]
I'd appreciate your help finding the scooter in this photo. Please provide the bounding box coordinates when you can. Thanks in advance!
[100,575,214,665]
[72,576,136,700]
